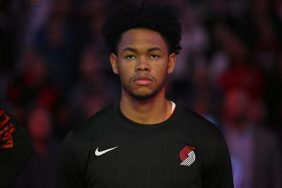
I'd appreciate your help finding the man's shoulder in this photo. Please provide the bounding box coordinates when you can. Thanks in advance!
[175,104,230,169]
[66,105,116,141]
[85,105,116,126]
[175,104,221,135]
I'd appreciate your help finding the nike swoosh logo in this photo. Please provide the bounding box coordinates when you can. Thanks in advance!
[95,146,118,156]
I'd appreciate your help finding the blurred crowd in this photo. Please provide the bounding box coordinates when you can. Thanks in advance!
[0,0,282,188]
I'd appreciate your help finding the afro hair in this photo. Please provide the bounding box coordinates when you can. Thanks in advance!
[102,2,182,54]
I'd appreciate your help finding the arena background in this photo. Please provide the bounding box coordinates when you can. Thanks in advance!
[0,0,281,187]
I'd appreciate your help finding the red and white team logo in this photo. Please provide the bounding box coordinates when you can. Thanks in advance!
[179,145,196,166]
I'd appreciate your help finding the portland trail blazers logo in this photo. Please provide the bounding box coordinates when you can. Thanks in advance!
[179,145,196,166]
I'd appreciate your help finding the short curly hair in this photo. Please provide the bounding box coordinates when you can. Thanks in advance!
[102,2,182,54]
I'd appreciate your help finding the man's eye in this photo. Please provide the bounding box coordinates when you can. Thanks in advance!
[125,55,136,60]
[149,54,160,59]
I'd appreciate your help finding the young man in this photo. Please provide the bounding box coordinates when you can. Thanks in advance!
[57,2,234,188]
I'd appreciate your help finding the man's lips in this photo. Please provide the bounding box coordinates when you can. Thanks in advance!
[132,75,154,85]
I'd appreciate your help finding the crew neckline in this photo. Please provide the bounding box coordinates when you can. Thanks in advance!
[115,102,177,131]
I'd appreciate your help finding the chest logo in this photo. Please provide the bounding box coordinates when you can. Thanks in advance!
[179,145,196,166]
[95,146,118,156]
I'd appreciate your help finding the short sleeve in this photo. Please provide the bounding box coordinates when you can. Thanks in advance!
[202,134,234,188]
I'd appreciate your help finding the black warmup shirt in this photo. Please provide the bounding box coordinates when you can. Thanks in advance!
[57,104,234,188]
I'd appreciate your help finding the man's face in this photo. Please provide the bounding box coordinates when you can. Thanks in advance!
[110,28,176,99]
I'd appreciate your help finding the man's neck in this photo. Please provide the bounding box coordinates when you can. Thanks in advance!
[120,93,173,125]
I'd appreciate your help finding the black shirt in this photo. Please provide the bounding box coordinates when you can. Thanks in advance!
[0,107,32,188]
[57,104,234,188]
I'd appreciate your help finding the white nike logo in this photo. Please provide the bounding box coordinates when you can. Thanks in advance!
[95,146,118,156]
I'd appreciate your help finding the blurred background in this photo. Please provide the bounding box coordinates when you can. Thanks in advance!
[0,0,281,188]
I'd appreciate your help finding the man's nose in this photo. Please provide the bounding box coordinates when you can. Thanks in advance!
[135,57,151,72]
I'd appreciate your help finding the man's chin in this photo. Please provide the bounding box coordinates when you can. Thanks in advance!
[130,89,157,100]
[124,84,163,100]
[131,92,154,100]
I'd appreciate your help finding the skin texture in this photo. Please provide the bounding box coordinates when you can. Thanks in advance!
[110,28,176,124]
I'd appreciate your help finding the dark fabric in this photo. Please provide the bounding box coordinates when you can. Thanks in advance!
[0,107,33,188]
[57,104,234,188]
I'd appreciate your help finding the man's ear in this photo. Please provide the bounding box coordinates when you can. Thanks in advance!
[110,53,119,75]
[167,53,176,74]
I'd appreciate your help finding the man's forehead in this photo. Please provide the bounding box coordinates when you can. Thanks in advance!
[121,47,163,53]
[117,29,168,53]
[120,29,166,43]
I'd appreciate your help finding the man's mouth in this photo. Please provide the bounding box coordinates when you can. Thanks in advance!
[133,75,153,85]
